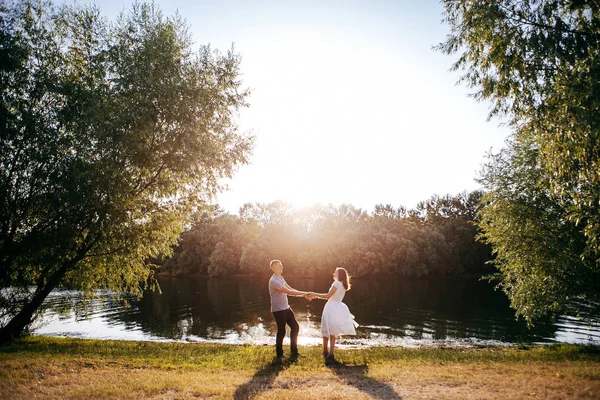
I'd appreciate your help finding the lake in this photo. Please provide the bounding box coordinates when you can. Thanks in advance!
[34,276,600,347]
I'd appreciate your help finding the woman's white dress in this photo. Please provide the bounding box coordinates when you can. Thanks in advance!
[321,280,358,338]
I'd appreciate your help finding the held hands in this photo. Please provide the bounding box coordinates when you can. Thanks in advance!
[303,292,316,301]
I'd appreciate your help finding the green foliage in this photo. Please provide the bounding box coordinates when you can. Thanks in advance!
[438,0,600,321]
[478,137,599,322]
[163,192,491,278]
[0,0,251,338]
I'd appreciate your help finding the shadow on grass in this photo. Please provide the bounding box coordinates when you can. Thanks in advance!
[327,360,403,400]
[233,357,286,400]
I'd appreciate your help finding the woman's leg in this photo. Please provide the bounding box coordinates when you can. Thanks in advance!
[322,336,329,356]
[329,335,336,355]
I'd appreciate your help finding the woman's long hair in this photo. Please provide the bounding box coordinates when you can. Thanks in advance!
[337,268,351,291]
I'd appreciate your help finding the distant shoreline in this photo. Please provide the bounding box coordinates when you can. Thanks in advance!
[155,272,491,280]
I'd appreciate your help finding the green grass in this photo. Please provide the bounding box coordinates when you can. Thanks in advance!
[1,336,599,399]
[2,335,598,368]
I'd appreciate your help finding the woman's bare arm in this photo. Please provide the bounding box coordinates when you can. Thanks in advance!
[310,285,337,300]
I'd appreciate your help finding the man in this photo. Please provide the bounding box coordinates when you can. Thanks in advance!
[268,259,310,362]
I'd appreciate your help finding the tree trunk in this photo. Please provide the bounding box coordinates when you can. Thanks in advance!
[0,265,68,344]
[0,235,99,344]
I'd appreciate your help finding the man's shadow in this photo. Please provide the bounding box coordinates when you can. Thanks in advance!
[233,358,285,400]
[327,361,403,400]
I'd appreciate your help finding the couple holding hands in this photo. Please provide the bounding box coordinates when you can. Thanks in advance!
[268,260,358,362]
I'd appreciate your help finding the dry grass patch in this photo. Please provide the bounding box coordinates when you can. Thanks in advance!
[0,337,598,399]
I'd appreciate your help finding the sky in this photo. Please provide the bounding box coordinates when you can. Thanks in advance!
[91,0,510,214]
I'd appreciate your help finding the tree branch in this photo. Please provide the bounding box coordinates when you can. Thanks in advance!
[86,245,127,258]
[497,3,597,38]
[134,161,166,197]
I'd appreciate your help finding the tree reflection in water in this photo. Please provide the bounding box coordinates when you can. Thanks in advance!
[36,276,600,345]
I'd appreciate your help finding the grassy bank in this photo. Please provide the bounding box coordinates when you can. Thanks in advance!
[1,336,599,399]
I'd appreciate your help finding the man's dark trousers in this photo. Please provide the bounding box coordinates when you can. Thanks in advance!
[272,307,299,358]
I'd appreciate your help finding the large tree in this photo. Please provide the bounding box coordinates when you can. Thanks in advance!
[437,0,600,321]
[0,0,252,341]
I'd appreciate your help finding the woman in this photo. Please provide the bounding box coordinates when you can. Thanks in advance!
[310,268,358,360]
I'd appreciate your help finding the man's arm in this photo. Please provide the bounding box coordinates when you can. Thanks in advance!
[277,286,308,297]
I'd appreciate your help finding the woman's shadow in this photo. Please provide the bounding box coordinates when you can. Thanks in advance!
[234,357,402,400]
[327,360,403,400]
[233,357,285,400]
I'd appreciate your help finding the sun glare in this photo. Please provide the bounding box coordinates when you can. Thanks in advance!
[214,13,508,214]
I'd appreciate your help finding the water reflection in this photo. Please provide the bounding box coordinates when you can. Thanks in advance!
[35,277,600,346]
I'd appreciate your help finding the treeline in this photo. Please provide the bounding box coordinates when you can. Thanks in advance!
[157,191,493,278]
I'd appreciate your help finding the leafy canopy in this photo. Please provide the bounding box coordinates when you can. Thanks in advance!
[438,0,600,322]
[0,0,252,334]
